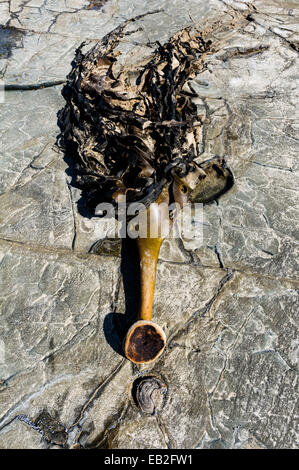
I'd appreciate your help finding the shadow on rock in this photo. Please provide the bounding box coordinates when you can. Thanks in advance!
[103,237,141,357]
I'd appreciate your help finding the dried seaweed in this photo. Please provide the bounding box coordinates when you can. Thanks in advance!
[58,19,233,213]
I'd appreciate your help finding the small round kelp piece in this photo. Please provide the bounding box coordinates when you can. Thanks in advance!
[132,376,168,414]
[124,320,166,364]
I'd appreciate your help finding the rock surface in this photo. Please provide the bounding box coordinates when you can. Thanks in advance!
[0,0,298,449]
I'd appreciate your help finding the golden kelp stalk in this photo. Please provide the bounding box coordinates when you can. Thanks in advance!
[58,18,234,363]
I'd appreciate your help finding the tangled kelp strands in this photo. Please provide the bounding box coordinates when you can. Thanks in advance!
[58,18,233,213]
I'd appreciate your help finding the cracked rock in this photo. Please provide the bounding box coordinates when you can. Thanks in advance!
[0,0,298,450]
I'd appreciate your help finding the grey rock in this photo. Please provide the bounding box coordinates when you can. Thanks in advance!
[0,417,49,449]
[0,0,298,450]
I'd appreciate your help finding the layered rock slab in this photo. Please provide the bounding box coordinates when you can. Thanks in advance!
[0,0,298,449]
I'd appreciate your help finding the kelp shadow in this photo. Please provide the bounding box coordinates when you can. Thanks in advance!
[103,237,141,357]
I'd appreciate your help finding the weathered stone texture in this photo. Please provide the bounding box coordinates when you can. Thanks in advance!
[0,0,298,449]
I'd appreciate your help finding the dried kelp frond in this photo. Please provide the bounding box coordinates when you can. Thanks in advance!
[58,19,233,212]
